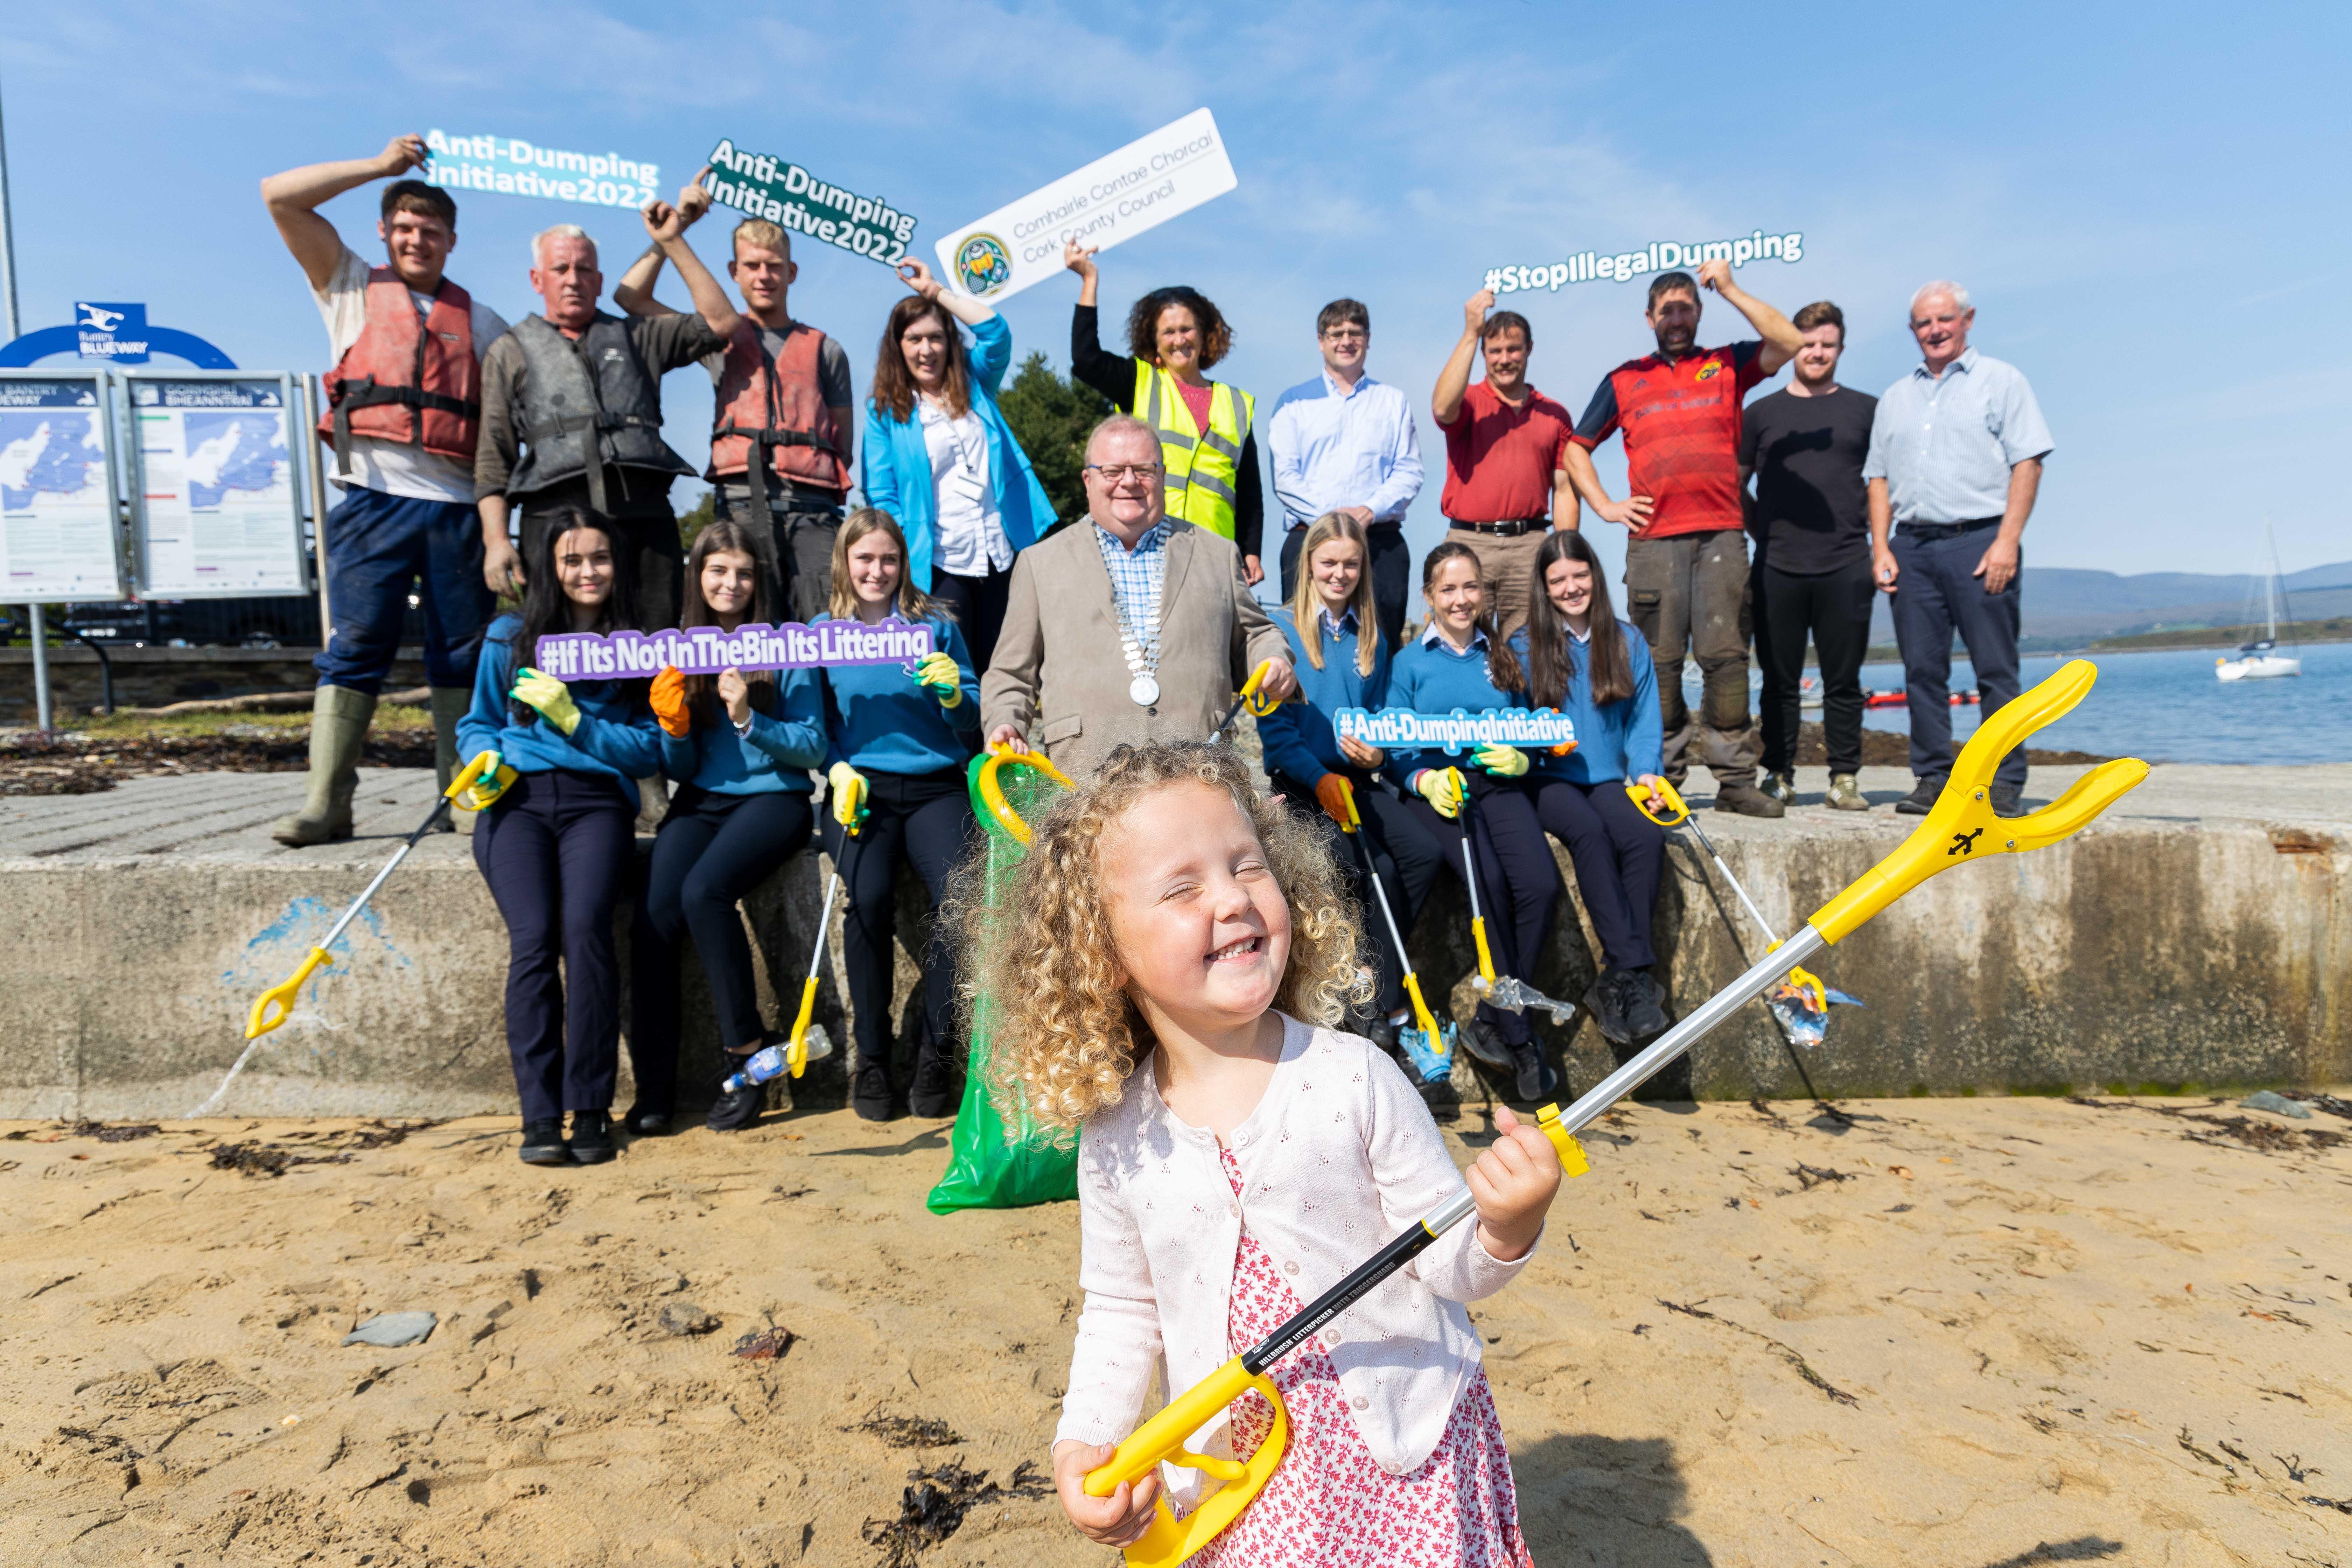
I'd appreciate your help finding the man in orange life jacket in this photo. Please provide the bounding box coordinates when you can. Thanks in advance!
[614,179,854,622]
[474,181,741,634]
[261,134,513,847]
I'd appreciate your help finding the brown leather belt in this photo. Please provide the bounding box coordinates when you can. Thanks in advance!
[1446,517,1546,537]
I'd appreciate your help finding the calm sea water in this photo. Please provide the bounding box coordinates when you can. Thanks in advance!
[1854,643,2352,764]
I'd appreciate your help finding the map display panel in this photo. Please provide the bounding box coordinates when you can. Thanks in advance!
[0,374,124,601]
[132,378,306,597]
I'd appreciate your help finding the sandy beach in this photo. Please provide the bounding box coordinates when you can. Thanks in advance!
[2,1090,2345,1567]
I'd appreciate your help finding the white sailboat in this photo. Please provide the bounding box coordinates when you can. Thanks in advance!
[2216,520,2301,681]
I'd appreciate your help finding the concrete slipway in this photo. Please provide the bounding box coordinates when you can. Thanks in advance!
[1,764,2343,1119]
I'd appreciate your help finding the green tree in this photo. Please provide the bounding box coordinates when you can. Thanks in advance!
[997,351,1114,529]
[676,490,716,554]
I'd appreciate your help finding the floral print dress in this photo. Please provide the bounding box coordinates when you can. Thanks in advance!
[1192,1145,1534,1568]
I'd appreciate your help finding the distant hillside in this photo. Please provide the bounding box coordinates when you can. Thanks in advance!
[1868,560,2352,647]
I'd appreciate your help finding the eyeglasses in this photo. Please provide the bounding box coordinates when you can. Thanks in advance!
[1086,463,1164,484]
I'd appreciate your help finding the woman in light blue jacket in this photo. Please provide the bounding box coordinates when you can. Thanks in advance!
[859,260,1056,671]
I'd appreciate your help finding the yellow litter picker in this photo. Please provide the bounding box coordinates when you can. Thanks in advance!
[1085,660,2146,1566]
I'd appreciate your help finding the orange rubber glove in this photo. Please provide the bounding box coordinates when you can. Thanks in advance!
[650,666,692,738]
[1314,773,1356,829]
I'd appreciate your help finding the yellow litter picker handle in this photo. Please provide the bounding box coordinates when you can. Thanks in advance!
[1625,775,1689,826]
[1807,660,2148,943]
[975,746,1075,846]
[1240,659,1280,718]
[1338,785,1446,1048]
[1086,1354,1290,1568]
[449,748,516,812]
[245,946,332,1041]
[785,977,821,1078]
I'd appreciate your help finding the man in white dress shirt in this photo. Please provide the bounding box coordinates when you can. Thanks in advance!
[1266,299,1424,646]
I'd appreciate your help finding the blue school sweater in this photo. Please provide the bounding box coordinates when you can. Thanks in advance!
[1256,607,1391,785]
[816,613,981,776]
[1382,626,1515,792]
[457,615,663,784]
[657,668,827,795]
[1507,621,1664,785]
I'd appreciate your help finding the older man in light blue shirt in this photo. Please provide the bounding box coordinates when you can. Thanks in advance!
[1864,280,2053,816]
[1267,298,1423,645]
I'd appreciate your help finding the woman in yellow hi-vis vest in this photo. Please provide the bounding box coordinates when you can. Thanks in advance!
[1065,239,1265,584]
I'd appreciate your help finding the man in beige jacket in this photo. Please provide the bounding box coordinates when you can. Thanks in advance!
[984,415,1296,780]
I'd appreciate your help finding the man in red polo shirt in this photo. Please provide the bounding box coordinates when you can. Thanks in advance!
[1562,259,1802,817]
[1431,288,1576,635]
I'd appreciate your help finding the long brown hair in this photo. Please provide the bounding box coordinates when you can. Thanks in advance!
[1490,529,1635,706]
[828,508,950,624]
[679,518,778,719]
[870,295,972,422]
[1284,512,1378,677]
[1418,540,1498,653]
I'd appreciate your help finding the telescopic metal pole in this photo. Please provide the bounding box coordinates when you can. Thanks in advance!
[0,77,52,732]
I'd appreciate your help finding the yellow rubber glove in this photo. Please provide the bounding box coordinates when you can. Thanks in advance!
[828,761,869,830]
[1475,743,1528,777]
[911,651,964,708]
[512,668,582,735]
[1415,767,1464,820]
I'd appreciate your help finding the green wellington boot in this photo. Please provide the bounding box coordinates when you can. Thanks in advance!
[428,687,472,833]
[270,685,377,847]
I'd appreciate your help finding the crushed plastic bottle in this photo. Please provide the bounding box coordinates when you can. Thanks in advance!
[1767,982,1863,1049]
[720,1024,835,1093]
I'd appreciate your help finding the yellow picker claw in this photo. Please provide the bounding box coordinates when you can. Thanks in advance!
[1085,1355,1290,1568]
[975,746,1075,846]
[1808,660,2148,943]
[246,947,332,1040]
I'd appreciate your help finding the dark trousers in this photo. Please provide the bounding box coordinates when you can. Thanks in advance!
[1624,529,1759,787]
[630,787,816,1109]
[718,485,846,625]
[1533,778,1665,971]
[815,769,976,1069]
[929,563,1014,676]
[314,488,491,694]
[1753,556,1876,776]
[1271,771,1445,1016]
[1890,524,2025,791]
[1279,522,1411,650]
[522,504,684,635]
[472,769,638,1121]
[1405,774,1560,1046]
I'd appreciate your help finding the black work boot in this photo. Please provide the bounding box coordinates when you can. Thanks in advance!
[1714,780,1786,819]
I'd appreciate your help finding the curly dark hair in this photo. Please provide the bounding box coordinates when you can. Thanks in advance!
[1126,286,1233,371]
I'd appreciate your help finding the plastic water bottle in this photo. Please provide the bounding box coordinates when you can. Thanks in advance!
[720,1025,834,1093]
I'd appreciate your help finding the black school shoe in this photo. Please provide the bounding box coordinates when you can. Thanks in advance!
[1456,1017,1516,1069]
[852,1054,898,1122]
[1990,785,2025,819]
[1895,776,1944,816]
[1507,1042,1559,1104]
[622,1104,671,1136]
[568,1109,617,1163]
[1580,973,1633,1044]
[519,1118,571,1166]
[1621,970,1672,1043]
[909,1049,960,1119]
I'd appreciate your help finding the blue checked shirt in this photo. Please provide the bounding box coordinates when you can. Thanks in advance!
[1094,519,1173,663]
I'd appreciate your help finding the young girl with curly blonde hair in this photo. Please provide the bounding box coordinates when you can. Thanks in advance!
[964,740,1561,1565]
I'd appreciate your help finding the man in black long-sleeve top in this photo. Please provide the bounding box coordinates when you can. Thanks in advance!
[1062,238,1264,584]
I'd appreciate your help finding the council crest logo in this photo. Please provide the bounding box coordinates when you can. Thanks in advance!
[953,233,1013,297]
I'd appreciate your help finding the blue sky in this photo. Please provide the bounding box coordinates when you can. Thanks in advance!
[4,0,2343,594]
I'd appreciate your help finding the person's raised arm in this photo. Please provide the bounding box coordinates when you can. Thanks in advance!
[641,174,739,340]
[1064,241,1133,408]
[898,258,994,328]
[1696,258,1803,376]
[1432,288,1494,427]
[260,134,426,293]
[610,241,676,318]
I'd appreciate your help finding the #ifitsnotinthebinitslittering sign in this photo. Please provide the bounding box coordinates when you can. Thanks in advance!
[422,130,659,211]
[934,108,1239,302]
[533,618,935,679]
[701,139,920,268]
[1484,229,1807,296]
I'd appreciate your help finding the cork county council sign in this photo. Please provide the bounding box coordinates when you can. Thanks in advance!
[0,303,237,369]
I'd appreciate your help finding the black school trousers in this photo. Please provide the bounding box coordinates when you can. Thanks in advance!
[1404,773,1560,1047]
[1532,777,1665,971]
[1270,770,1445,1018]
[1753,555,1876,777]
[815,768,977,1068]
[630,786,815,1111]
[472,769,639,1122]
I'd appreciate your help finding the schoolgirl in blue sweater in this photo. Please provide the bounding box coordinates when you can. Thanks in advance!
[813,509,982,1121]
[631,518,827,1134]
[457,506,664,1167]
[1385,540,1563,1102]
[1256,512,1446,1096]
[1494,529,1678,1062]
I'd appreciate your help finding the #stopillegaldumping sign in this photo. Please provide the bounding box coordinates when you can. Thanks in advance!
[933,107,1239,303]
[701,139,919,268]
[1335,707,1577,755]
[534,618,936,680]
[1484,229,1807,296]
[423,130,660,211]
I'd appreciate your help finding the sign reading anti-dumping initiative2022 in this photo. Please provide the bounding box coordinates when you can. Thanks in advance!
[422,130,659,211]
[701,139,919,268]
[934,108,1238,302]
